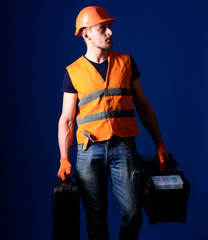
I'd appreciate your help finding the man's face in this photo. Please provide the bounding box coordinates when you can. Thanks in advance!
[88,22,113,50]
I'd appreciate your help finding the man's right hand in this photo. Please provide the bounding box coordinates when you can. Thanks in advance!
[57,157,73,181]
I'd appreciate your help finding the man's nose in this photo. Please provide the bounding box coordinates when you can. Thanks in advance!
[106,27,112,36]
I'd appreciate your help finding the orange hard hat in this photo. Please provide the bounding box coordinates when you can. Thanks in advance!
[75,6,117,36]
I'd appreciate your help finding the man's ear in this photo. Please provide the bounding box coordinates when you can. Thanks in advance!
[82,29,91,41]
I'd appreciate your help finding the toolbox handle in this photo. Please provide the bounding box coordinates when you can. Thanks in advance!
[154,153,177,168]
[63,173,72,183]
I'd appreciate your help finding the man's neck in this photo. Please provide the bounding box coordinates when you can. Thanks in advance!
[85,49,109,63]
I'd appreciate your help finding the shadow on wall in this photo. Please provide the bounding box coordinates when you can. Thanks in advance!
[193,238,208,240]
[191,190,208,239]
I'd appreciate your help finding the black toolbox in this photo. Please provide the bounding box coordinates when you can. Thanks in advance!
[140,154,190,224]
[52,180,80,240]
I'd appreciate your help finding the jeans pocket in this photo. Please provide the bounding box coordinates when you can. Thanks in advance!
[77,144,84,152]
[77,142,92,152]
[121,137,136,148]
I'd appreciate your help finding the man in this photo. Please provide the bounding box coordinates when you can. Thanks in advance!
[58,6,169,240]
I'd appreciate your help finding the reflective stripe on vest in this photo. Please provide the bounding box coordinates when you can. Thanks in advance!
[78,88,132,107]
[77,109,135,125]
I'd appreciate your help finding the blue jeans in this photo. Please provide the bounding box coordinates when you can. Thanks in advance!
[75,136,143,240]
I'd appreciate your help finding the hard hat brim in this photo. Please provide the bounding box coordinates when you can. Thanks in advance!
[75,18,117,36]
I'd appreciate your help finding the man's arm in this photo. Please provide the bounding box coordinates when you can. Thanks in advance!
[57,92,77,180]
[58,92,77,157]
[131,78,168,171]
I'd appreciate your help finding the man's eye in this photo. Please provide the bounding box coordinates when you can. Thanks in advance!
[99,24,111,32]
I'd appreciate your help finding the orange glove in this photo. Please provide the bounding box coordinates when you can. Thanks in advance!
[156,141,169,172]
[57,157,73,181]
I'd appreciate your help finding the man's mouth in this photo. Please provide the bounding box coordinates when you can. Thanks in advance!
[106,37,112,42]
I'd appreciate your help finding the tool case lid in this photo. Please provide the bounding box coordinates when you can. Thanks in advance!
[151,175,184,190]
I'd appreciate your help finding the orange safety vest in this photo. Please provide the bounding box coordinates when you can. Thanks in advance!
[66,50,139,144]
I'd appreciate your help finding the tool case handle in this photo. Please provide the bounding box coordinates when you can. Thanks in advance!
[63,173,72,183]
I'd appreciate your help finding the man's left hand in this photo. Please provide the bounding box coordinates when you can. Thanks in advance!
[156,141,169,172]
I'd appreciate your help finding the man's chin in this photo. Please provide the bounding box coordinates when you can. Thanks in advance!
[99,42,113,50]
[106,42,113,49]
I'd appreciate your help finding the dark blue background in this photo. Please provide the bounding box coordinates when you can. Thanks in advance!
[1,0,208,239]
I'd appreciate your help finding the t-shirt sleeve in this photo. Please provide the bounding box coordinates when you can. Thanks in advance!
[130,56,141,82]
[62,69,77,93]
